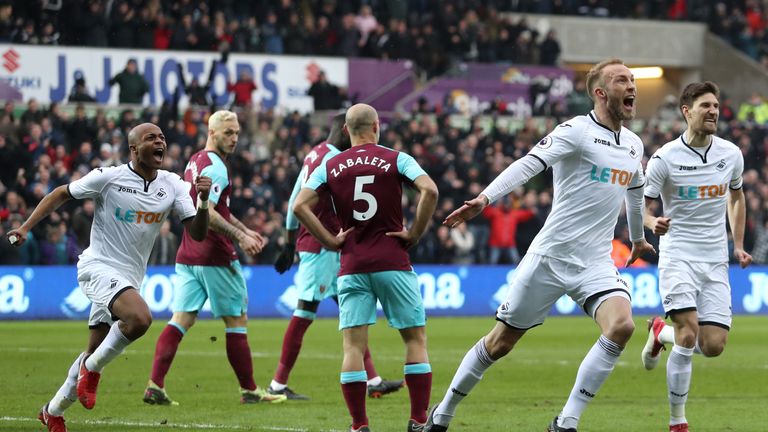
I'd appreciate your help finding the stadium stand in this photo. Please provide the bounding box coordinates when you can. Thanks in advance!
[3,1,768,70]
[0,0,766,267]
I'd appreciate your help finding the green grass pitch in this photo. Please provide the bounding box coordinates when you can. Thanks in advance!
[1,316,766,431]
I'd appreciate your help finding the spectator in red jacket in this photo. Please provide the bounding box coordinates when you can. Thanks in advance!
[227,71,257,107]
[482,193,536,264]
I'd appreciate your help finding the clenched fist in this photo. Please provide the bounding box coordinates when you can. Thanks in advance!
[6,229,27,247]
[195,175,212,202]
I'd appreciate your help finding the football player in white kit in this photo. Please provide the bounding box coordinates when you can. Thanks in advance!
[7,123,212,432]
[640,81,752,432]
[424,59,656,432]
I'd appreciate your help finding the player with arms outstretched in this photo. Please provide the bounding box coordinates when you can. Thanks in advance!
[293,104,438,432]
[270,113,403,400]
[143,110,286,405]
[8,123,211,432]
[640,81,751,432]
[425,59,655,432]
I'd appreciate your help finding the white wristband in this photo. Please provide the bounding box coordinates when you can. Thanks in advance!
[197,199,209,210]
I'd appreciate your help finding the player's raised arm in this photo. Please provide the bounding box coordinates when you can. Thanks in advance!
[6,184,72,246]
[182,175,211,242]
[444,155,545,228]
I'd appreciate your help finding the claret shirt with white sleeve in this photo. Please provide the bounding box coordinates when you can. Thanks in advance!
[518,112,645,267]
[68,163,197,287]
[644,134,744,263]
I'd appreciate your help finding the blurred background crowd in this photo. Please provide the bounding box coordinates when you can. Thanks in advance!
[0,0,767,267]
[7,0,768,75]
[1,94,767,268]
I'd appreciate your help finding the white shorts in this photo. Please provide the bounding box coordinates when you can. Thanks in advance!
[77,260,135,327]
[658,258,731,329]
[496,253,631,329]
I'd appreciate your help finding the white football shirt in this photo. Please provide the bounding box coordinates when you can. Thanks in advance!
[525,112,645,267]
[69,163,197,286]
[645,134,743,263]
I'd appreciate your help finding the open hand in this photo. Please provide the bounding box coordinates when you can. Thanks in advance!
[328,227,354,251]
[444,195,489,228]
[385,228,419,249]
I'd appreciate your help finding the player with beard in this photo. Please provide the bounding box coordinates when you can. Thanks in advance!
[11,123,211,432]
[270,113,404,400]
[425,59,655,432]
[142,110,286,406]
[640,81,751,432]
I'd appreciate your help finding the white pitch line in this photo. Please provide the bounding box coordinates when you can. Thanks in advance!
[1,346,346,361]
[0,416,345,432]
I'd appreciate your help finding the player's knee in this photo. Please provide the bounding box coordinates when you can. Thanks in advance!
[129,312,153,337]
[605,318,634,345]
[700,340,726,357]
[485,329,520,359]
[675,328,698,348]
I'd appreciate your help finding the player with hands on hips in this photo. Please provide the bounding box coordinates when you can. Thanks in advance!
[268,113,405,401]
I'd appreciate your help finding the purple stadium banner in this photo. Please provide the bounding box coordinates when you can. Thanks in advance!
[397,64,574,117]
[347,58,415,111]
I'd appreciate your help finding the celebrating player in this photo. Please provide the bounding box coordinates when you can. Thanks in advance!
[293,104,438,432]
[8,123,211,432]
[425,59,655,432]
[640,81,751,432]
[142,110,285,406]
[269,113,403,400]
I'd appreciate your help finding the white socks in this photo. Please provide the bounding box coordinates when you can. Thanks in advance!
[48,353,84,416]
[658,324,676,345]
[667,344,693,426]
[434,338,495,427]
[367,376,382,386]
[269,380,286,391]
[559,335,623,429]
[85,323,131,373]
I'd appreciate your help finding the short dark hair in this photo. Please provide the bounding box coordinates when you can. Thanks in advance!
[679,81,720,116]
[327,113,347,147]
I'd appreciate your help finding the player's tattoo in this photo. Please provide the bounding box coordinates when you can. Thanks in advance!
[210,209,245,242]
[228,215,249,233]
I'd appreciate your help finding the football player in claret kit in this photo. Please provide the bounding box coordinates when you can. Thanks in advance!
[640,81,751,432]
[425,59,655,432]
[293,104,439,432]
[143,110,286,406]
[7,123,211,432]
[269,113,404,400]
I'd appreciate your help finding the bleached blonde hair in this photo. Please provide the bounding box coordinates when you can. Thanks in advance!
[208,110,238,130]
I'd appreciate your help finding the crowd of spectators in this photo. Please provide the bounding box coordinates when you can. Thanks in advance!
[1,92,767,268]
[6,1,768,75]
[0,0,565,78]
